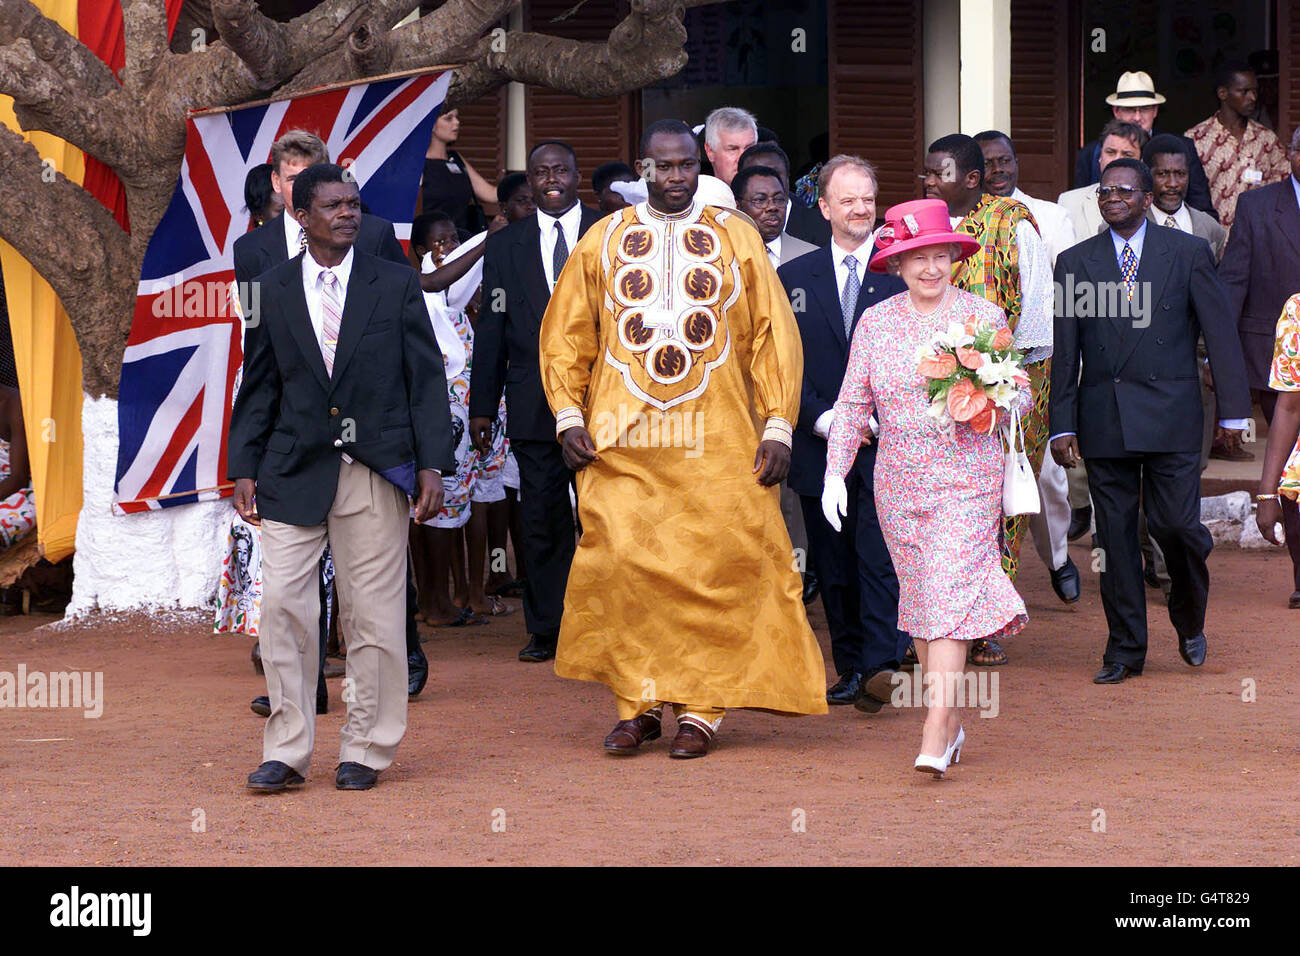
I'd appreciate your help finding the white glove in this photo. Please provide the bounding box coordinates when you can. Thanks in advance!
[821,475,848,532]
[814,409,835,439]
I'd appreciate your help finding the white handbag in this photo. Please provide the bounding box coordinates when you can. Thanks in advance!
[1002,407,1041,517]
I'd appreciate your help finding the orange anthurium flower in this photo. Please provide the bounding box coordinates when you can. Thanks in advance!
[957,346,985,370]
[918,351,958,379]
[946,378,988,422]
[967,403,997,434]
[992,327,1013,351]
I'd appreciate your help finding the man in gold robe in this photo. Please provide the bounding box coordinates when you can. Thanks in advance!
[539,119,828,759]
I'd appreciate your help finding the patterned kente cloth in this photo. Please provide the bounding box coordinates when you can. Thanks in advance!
[952,193,1048,580]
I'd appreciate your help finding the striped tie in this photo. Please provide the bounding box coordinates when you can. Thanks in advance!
[320,270,342,376]
[1120,243,1137,302]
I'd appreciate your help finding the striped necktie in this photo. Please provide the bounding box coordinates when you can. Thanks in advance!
[320,270,342,376]
[552,221,569,284]
[1120,243,1137,302]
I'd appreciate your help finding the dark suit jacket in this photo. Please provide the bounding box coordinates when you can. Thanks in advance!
[778,245,906,497]
[1074,132,1217,219]
[227,251,454,526]
[1050,224,1250,459]
[1219,177,1300,353]
[469,206,603,441]
[233,211,409,316]
[785,200,831,247]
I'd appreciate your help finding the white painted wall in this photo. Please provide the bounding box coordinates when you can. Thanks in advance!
[958,0,1012,135]
[66,396,228,617]
[924,0,962,148]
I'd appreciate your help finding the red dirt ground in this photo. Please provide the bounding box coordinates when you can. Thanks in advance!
[2,539,1297,866]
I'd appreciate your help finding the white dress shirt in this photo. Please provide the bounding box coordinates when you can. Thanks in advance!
[539,203,584,292]
[1011,187,1079,267]
[765,234,783,269]
[1154,202,1193,233]
[301,246,355,462]
[283,212,305,259]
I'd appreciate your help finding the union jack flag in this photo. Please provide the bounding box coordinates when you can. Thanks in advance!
[114,70,451,514]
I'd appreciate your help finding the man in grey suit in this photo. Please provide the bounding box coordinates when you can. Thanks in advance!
[735,163,819,600]
[1218,127,1300,606]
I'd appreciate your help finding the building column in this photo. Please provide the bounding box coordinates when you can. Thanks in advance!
[958,0,1012,135]
[923,0,961,147]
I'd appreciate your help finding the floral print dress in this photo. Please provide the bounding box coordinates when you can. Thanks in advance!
[1269,293,1300,500]
[826,287,1029,642]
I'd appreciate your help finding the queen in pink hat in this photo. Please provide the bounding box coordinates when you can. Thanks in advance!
[822,198,1030,779]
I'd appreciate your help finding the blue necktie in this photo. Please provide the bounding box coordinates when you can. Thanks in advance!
[841,254,860,338]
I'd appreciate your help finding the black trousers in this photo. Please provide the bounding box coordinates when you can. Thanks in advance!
[511,438,577,640]
[800,476,907,677]
[1088,452,1212,668]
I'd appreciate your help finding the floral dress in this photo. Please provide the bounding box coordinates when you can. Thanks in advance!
[1269,293,1300,500]
[0,438,35,548]
[826,288,1029,642]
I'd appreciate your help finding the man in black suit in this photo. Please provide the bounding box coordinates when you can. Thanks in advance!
[1218,129,1300,605]
[1050,158,1251,684]
[469,141,603,663]
[229,164,453,791]
[778,154,908,710]
[232,130,431,705]
[738,141,831,248]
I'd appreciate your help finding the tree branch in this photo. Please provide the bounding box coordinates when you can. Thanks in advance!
[120,0,170,90]
[210,0,293,88]
[0,0,120,96]
[0,125,135,396]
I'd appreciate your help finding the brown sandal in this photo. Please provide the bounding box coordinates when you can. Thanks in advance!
[968,637,1008,666]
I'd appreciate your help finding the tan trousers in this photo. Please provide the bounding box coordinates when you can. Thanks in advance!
[259,459,409,774]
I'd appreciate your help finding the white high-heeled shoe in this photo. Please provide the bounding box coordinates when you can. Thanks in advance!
[945,725,965,765]
[914,750,949,776]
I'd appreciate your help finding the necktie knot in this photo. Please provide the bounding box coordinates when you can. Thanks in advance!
[1165,215,1178,229]
[844,254,858,272]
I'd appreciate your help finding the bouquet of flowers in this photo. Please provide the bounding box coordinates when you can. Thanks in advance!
[916,317,1029,438]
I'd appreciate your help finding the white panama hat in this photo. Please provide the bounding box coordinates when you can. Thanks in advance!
[1105,71,1167,107]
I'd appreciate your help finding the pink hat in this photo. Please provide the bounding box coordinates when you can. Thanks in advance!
[867,198,980,273]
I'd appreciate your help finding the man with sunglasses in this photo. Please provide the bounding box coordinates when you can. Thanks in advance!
[1049,158,1251,685]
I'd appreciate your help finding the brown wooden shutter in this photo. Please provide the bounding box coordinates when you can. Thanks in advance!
[1010,0,1082,201]
[1280,1,1300,140]
[451,86,508,183]
[524,0,638,207]
[827,0,923,210]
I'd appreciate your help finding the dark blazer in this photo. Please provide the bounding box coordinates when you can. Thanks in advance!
[1050,224,1250,459]
[1074,132,1216,219]
[778,245,905,497]
[785,200,831,247]
[469,206,603,441]
[227,251,454,526]
[1219,177,1300,340]
[233,211,409,309]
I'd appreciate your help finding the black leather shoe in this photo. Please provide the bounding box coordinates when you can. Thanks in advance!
[336,761,378,790]
[1178,632,1207,667]
[250,696,270,718]
[1050,557,1081,604]
[1143,564,1162,590]
[519,634,557,663]
[853,667,897,713]
[802,571,820,605]
[826,671,865,705]
[408,647,429,697]
[1067,505,1092,542]
[247,760,304,792]
[1093,662,1141,684]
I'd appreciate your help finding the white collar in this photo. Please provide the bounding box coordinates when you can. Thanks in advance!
[829,236,873,270]
[302,245,355,291]
[537,203,582,233]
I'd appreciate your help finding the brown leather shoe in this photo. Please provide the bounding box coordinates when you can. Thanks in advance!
[603,713,662,754]
[1289,590,1300,610]
[668,720,713,759]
